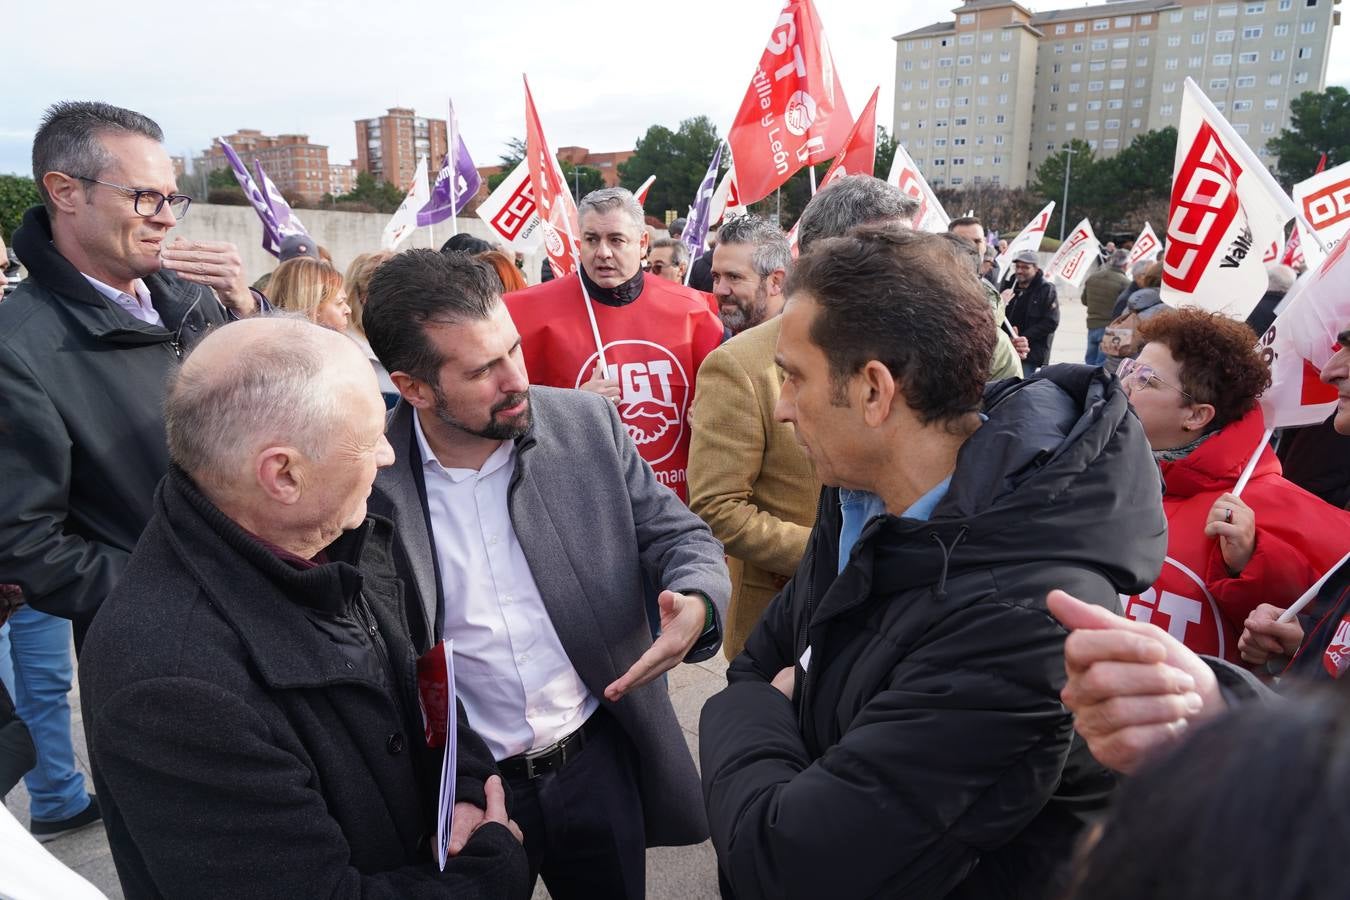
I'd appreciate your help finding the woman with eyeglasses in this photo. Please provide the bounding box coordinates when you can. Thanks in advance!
[1116,307,1350,662]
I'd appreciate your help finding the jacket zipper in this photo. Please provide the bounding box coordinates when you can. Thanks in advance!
[795,490,827,733]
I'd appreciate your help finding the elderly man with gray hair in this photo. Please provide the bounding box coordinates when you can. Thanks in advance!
[78,317,530,900]
[794,173,920,252]
[504,186,724,502]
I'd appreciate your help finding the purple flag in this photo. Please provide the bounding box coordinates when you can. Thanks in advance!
[418,101,480,227]
[253,159,310,241]
[218,140,283,257]
[681,143,723,263]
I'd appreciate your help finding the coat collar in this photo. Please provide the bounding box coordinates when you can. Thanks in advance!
[156,465,389,690]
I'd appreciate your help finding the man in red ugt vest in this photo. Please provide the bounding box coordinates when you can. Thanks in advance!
[505,187,723,502]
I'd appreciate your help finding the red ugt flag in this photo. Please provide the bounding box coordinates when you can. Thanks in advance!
[816,87,878,191]
[523,76,579,278]
[728,0,853,204]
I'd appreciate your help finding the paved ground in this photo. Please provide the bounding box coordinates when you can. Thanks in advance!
[4,286,1089,899]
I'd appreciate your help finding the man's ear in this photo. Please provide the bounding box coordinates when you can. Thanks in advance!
[765,268,787,297]
[390,372,435,410]
[255,447,304,506]
[43,171,85,215]
[857,360,898,428]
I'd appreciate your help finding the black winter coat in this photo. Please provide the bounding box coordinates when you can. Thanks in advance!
[79,468,529,900]
[0,206,229,642]
[700,366,1166,900]
[1005,271,1060,368]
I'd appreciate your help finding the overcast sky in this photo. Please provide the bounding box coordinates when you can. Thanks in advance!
[5,0,1350,179]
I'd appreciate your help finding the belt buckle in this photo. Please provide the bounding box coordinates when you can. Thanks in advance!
[520,739,562,779]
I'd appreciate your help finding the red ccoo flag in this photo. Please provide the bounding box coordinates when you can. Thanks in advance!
[523,75,579,279]
[728,0,853,204]
[816,87,878,191]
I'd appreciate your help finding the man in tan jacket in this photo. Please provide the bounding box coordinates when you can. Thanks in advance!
[690,215,810,659]
[691,179,922,657]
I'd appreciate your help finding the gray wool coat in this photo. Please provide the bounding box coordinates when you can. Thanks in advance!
[370,386,731,847]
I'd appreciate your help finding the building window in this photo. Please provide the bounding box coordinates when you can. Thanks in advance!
[1092,38,1108,50]
[1233,100,1254,111]
[1192,33,1207,44]
[1275,22,1289,36]
[904,40,914,51]
[1109,98,1124,109]
[1163,81,1177,93]
[1105,118,1121,129]
[1279,0,1291,7]
[1054,43,1064,54]
[1003,30,1013,41]
[994,135,1005,145]
[956,96,970,106]
[1166,58,1179,69]
[1268,73,1283,86]
[1055,23,1066,34]
[959,12,974,24]
[1218,4,1238,15]
[1237,75,1256,87]
[953,157,966,165]
[959,33,975,45]
[999,50,1011,61]
[938,77,951,87]
[1216,30,1234,42]
[1131,117,1142,127]
[938,57,953,67]
[1112,59,1128,69]
[936,98,950,108]
[1075,22,1086,32]
[983,31,994,43]
[1214,53,1233,65]
[1302,20,1317,33]
[1067,101,1079,111]
[1088,99,1103,110]
[1295,71,1310,83]
[1000,72,1010,82]
[977,114,988,124]
[981,52,992,63]
[955,116,968,125]
[940,37,951,47]
[979,74,990,85]
[1071,62,1082,72]
[1262,121,1276,133]
[1088,80,1104,90]
[922,39,932,48]
[1170,11,1183,22]
[1137,56,1149,67]
[1247,1,1265,10]
[1211,77,1230,89]
[1194,7,1209,19]
[1298,46,1313,58]
[1066,122,1077,131]
[1047,122,1057,132]
[1091,60,1106,71]
[1086,120,1100,131]
[1168,34,1181,47]
[1133,98,1145,108]
[1072,42,1084,52]
[1070,82,1081,93]
[958,55,972,65]
[1094,18,1110,30]
[903,60,913,71]
[998,93,1009,104]
[1239,51,1259,64]
[1052,62,1062,73]
[935,138,947,147]
[1142,15,1153,24]
[1161,103,1174,115]
[933,158,946,166]
[1104,139,1120,149]
[1189,55,1203,67]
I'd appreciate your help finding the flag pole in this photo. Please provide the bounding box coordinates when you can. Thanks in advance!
[449,97,461,237]
[1277,550,1350,622]
[1233,427,1274,497]
[808,166,817,196]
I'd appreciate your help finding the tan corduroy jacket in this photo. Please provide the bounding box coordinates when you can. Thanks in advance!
[689,317,820,660]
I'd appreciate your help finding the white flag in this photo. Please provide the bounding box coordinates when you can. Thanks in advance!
[382,156,431,251]
[1125,222,1161,270]
[995,201,1055,281]
[886,144,949,233]
[1161,78,1296,318]
[709,164,745,226]
[475,160,544,250]
[1045,218,1101,288]
[1291,159,1350,272]
[1256,235,1350,428]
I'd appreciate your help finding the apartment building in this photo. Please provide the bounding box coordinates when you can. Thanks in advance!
[194,130,333,204]
[893,0,1339,188]
[354,108,448,189]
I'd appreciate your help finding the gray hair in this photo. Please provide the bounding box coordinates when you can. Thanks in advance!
[1266,262,1295,293]
[165,318,342,492]
[796,175,920,253]
[1130,259,1153,280]
[32,101,164,213]
[651,237,689,266]
[577,186,645,233]
[716,214,792,276]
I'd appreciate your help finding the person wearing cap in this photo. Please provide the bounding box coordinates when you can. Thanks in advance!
[1082,248,1133,366]
[1003,249,1059,377]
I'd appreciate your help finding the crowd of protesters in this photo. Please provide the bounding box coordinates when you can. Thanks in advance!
[2,99,1350,900]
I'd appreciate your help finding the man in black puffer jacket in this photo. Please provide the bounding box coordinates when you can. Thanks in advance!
[700,225,1165,900]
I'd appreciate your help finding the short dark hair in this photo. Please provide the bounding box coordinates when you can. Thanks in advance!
[440,233,494,255]
[786,223,995,426]
[947,215,983,232]
[795,175,920,252]
[1137,307,1270,431]
[32,101,164,212]
[938,231,981,276]
[363,249,501,383]
[1066,686,1350,900]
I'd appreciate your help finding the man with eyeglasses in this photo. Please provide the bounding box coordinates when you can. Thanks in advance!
[0,100,260,656]
[645,238,688,284]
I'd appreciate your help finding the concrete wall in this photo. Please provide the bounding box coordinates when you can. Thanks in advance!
[171,203,550,285]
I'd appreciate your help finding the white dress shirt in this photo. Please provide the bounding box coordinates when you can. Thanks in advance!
[414,412,597,760]
[81,274,163,327]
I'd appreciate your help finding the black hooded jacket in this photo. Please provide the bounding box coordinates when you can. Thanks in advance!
[1005,270,1059,368]
[0,206,228,640]
[701,365,1166,900]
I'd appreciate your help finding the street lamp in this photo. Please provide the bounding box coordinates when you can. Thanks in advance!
[1059,144,1076,241]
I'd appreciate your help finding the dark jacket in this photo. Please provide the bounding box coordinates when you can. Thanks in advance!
[1081,266,1130,330]
[1005,270,1059,368]
[371,389,731,847]
[0,206,229,641]
[688,250,714,293]
[1245,288,1288,339]
[701,365,1166,900]
[80,468,529,900]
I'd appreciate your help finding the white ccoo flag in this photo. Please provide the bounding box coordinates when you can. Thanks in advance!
[475,160,544,250]
[1045,218,1101,288]
[1291,159,1350,272]
[1161,78,1296,318]
[1125,222,1161,270]
[886,144,949,233]
[382,156,431,251]
[995,201,1055,281]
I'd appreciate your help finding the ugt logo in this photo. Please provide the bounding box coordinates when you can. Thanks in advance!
[1164,122,1244,293]
[574,341,689,465]
[1122,556,1228,659]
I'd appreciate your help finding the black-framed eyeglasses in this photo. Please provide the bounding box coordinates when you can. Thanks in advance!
[75,176,191,220]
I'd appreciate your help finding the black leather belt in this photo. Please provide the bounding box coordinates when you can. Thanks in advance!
[497,713,602,781]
